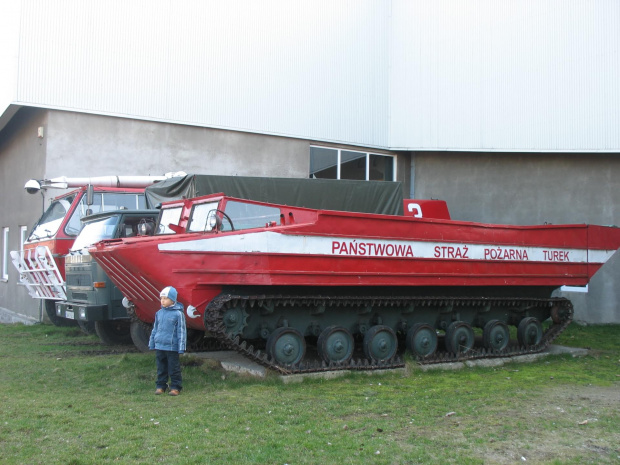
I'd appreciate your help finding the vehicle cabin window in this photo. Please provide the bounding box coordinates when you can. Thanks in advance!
[188,201,220,232]
[157,207,183,235]
[28,195,76,240]
[64,193,146,236]
[71,216,120,251]
[121,215,156,238]
[224,201,281,231]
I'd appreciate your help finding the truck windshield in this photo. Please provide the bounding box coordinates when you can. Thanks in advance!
[157,207,183,234]
[64,193,146,236]
[188,201,220,232]
[70,216,120,251]
[224,200,281,230]
[28,195,76,240]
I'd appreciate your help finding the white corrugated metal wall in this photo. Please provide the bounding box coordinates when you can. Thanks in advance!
[10,0,620,151]
[0,1,21,122]
[16,0,390,148]
[390,0,620,151]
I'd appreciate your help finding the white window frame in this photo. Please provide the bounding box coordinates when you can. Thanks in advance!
[310,146,397,181]
[20,225,27,251]
[2,227,8,281]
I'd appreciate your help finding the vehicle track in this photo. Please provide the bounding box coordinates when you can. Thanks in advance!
[205,294,573,375]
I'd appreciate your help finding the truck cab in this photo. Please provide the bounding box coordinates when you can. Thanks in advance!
[12,183,156,325]
[55,209,157,344]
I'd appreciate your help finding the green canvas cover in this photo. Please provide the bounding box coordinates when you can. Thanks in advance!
[145,175,404,215]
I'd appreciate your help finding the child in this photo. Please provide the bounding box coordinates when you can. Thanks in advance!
[149,286,187,396]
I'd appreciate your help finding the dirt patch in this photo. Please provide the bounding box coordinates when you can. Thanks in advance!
[43,341,139,357]
[474,384,620,464]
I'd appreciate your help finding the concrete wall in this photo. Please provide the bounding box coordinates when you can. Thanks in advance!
[412,151,620,323]
[0,107,49,320]
[45,111,311,179]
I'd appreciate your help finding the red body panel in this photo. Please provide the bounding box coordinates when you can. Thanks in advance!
[22,238,74,280]
[89,194,620,330]
[403,199,450,219]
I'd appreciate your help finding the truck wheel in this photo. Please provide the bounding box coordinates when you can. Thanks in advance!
[130,320,152,352]
[44,300,77,327]
[95,320,132,345]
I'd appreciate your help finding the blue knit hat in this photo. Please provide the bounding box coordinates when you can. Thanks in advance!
[160,286,178,302]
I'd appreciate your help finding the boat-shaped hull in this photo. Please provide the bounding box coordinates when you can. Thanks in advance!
[90,195,620,331]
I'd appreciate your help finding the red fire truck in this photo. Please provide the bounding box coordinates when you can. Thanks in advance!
[11,174,182,325]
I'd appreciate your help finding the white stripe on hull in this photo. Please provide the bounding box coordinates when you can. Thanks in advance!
[158,231,616,264]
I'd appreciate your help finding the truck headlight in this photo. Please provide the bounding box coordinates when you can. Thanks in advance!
[79,307,87,319]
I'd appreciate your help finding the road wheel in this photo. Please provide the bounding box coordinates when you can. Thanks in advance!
[406,323,438,358]
[517,317,543,347]
[266,327,306,366]
[482,320,510,352]
[363,325,397,362]
[445,321,475,355]
[317,326,354,365]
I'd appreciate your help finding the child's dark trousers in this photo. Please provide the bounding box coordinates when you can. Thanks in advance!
[155,350,182,391]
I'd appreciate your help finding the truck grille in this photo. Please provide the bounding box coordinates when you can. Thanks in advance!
[66,274,92,287]
[71,293,89,301]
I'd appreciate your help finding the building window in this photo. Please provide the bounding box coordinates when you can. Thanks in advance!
[309,146,396,181]
[2,227,8,281]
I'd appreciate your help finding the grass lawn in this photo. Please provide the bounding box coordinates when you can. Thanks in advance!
[0,323,618,464]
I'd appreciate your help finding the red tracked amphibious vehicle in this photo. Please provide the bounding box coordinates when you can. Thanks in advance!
[90,192,620,373]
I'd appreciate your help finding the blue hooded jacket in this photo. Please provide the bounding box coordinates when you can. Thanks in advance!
[148,301,187,353]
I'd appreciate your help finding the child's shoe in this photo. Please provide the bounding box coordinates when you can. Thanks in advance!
[169,389,180,396]
[155,387,166,395]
